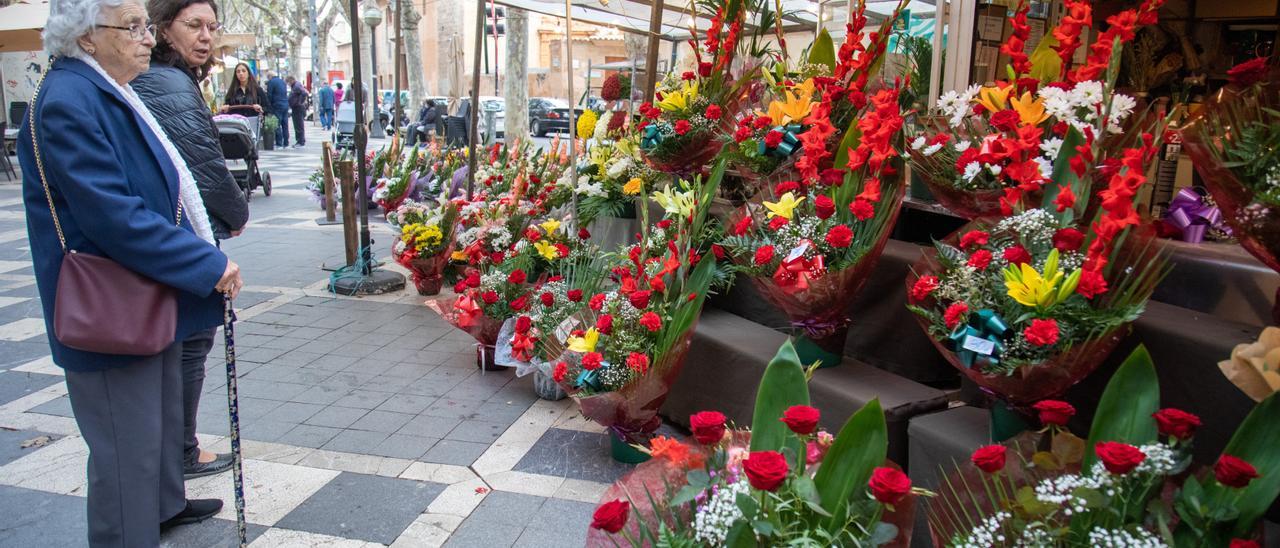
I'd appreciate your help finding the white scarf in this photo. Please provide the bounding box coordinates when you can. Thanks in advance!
[73,53,216,244]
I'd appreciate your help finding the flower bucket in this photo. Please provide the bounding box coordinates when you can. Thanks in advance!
[608,430,651,464]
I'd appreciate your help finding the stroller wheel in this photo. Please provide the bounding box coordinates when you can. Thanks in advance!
[262,173,272,196]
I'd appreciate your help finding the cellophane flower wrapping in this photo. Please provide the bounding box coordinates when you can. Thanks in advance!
[424,296,503,348]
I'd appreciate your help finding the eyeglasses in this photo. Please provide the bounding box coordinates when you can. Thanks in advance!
[176,18,222,35]
[97,21,155,41]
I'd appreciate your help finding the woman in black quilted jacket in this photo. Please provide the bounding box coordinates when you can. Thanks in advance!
[133,0,249,482]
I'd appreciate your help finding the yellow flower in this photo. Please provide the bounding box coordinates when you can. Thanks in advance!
[652,184,696,218]
[975,84,1015,113]
[1010,91,1050,127]
[764,79,816,125]
[658,82,698,113]
[763,192,805,220]
[451,250,468,261]
[1003,249,1081,309]
[539,219,562,235]
[623,177,644,195]
[533,240,559,261]
[567,327,600,353]
[576,110,599,138]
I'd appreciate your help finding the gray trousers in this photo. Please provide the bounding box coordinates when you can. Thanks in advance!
[181,328,217,466]
[66,342,186,548]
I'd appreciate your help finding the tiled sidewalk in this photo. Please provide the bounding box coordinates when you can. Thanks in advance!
[0,129,630,547]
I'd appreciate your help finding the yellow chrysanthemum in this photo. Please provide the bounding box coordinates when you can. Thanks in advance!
[450,250,468,261]
[622,177,644,195]
[1011,91,1050,127]
[576,110,599,138]
[540,219,562,235]
[975,84,1015,113]
[567,327,600,353]
[533,240,559,261]
[1003,249,1081,309]
[763,192,805,220]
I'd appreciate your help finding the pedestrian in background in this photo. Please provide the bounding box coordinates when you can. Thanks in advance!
[317,80,334,131]
[21,0,244,543]
[222,62,266,115]
[265,69,288,147]
[286,75,306,147]
[134,0,250,484]
[333,81,344,105]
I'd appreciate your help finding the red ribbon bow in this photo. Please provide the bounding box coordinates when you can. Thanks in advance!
[772,255,826,294]
[453,295,483,328]
[511,332,536,362]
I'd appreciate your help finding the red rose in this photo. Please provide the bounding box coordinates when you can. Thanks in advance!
[704,104,722,120]
[698,61,712,77]
[626,352,650,373]
[589,293,607,311]
[850,198,874,221]
[959,230,989,250]
[567,289,583,302]
[869,467,912,505]
[967,249,993,270]
[595,314,614,335]
[515,315,532,333]
[1230,540,1261,548]
[578,227,591,240]
[590,499,630,533]
[508,269,527,284]
[1153,408,1201,440]
[639,311,662,332]
[732,215,752,236]
[944,302,970,330]
[490,252,505,265]
[454,280,467,293]
[826,225,854,248]
[1033,400,1075,426]
[1215,454,1261,488]
[814,195,835,219]
[1052,228,1085,252]
[540,292,555,307]
[1076,269,1108,299]
[582,352,604,370]
[1095,441,1146,475]
[1228,57,1269,87]
[971,445,1007,474]
[463,270,481,288]
[764,130,784,148]
[909,275,939,303]
[552,361,568,382]
[743,450,789,492]
[1024,318,1059,346]
[1003,245,1032,266]
[510,295,529,311]
[989,109,1021,132]
[681,71,696,81]
[481,291,500,305]
[754,245,775,266]
[780,405,821,435]
[689,411,727,445]
[674,120,691,136]
[628,290,651,309]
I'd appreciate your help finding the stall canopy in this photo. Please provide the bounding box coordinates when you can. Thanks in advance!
[0,0,49,53]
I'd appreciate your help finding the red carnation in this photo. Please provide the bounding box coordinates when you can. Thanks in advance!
[971,445,1007,474]
[595,314,614,335]
[626,352,650,373]
[780,405,821,435]
[1052,228,1085,252]
[582,352,604,370]
[567,289,583,302]
[764,130,784,148]
[1003,245,1032,266]
[552,361,568,382]
[850,198,875,221]
[490,252,505,265]
[590,499,630,533]
[815,195,835,219]
[743,451,789,492]
[967,249,993,270]
[826,225,854,248]
[1076,269,1108,299]
[1215,454,1261,488]
[774,180,801,195]
[540,292,555,307]
[639,311,662,332]
[510,295,529,311]
[752,247,773,266]
[588,293,607,311]
[689,411,727,445]
[989,109,1021,132]
[698,61,712,77]
[1153,408,1201,440]
[555,243,570,258]
[1024,318,1059,347]
[768,216,789,231]
[959,230,989,250]
[674,120,691,136]
[1095,441,1146,475]
[909,275,940,303]
[944,302,970,330]
[753,115,773,130]
[508,269,527,284]
[481,291,500,305]
[869,467,912,505]
[628,290,651,309]
[733,126,752,143]
[1033,400,1075,426]
[681,71,696,81]
[515,315,532,333]
[1230,540,1261,548]
[1228,57,1270,87]
[704,104,722,120]
[732,215,752,236]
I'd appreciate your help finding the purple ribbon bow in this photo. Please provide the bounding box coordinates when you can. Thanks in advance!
[1166,188,1223,244]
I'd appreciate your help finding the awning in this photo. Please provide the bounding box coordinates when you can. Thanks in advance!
[0,0,49,53]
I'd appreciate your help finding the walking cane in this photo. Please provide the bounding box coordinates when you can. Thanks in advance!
[222,295,248,547]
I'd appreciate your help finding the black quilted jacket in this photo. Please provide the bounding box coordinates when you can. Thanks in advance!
[133,63,248,239]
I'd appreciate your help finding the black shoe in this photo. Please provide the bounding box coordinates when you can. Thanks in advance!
[184,452,233,480]
[161,499,223,531]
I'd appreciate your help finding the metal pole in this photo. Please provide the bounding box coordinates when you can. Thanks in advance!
[565,0,577,223]
[309,0,321,124]
[642,0,663,105]
[466,0,484,199]
[490,0,499,94]
[370,23,384,138]
[350,0,373,274]
[394,0,404,134]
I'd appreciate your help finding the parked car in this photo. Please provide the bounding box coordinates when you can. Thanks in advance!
[528,97,583,137]
[458,96,506,140]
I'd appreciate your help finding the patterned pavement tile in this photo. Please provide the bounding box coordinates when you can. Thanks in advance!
[274,472,446,544]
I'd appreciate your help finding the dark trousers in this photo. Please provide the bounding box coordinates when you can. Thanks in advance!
[181,328,216,466]
[66,342,185,548]
[274,106,289,147]
[291,107,306,145]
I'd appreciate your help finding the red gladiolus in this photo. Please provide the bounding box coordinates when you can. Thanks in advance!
[639,312,662,332]
[850,198,875,221]
[971,445,1007,474]
[1052,228,1085,252]
[743,451,789,491]
[588,293,607,311]
[780,405,821,435]
[481,291,500,305]
[582,352,604,370]
[869,467,911,505]
[595,314,614,335]
[1228,57,1269,87]
[826,225,854,248]
[944,302,970,330]
[1075,269,1109,299]
[909,275,939,303]
[1024,318,1059,346]
[1003,245,1033,266]
[590,499,630,533]
[540,292,555,307]
[689,411,727,445]
[567,289,583,302]
[959,230,989,250]
[754,245,776,266]
[674,120,691,136]
[626,352,650,373]
[1096,442,1146,475]
[507,269,527,284]
[1215,455,1261,488]
[628,290,651,309]
[967,249,993,270]
[768,216,789,231]
[698,61,712,77]
[552,361,567,382]
[815,195,835,219]
[819,168,845,186]
[1153,408,1201,440]
[1055,184,1077,213]
[1033,400,1075,426]
[705,104,722,120]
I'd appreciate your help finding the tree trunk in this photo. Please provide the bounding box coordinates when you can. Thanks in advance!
[287,36,304,80]
[401,0,427,105]
[435,0,464,107]
[315,2,341,79]
[503,7,528,141]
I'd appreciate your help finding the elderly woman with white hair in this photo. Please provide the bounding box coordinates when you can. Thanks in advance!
[18,0,243,544]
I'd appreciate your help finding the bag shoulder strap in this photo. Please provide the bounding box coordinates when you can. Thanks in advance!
[29,68,184,254]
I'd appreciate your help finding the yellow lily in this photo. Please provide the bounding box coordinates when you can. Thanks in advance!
[539,219,562,235]
[623,177,644,195]
[1010,91,1050,127]
[658,82,698,113]
[652,184,696,218]
[1003,249,1081,309]
[763,192,805,220]
[533,240,560,261]
[588,145,612,172]
[567,327,600,353]
[764,80,816,125]
[975,84,1015,113]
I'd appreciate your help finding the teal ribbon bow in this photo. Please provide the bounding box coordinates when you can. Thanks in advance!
[575,368,602,391]
[944,309,1009,369]
[758,124,804,158]
[641,125,663,149]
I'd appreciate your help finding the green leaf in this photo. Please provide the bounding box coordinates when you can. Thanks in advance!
[749,340,810,452]
[1085,345,1160,468]
[686,469,711,489]
[1204,392,1280,536]
[869,522,899,546]
[668,484,703,507]
[1042,126,1086,224]
[791,475,821,504]
[735,492,760,519]
[724,521,754,548]
[808,28,836,72]
[831,121,863,183]
[812,399,887,531]
[752,519,775,536]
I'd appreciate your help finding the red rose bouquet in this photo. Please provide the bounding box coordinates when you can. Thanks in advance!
[1182,60,1280,323]
[586,341,926,546]
[931,346,1280,547]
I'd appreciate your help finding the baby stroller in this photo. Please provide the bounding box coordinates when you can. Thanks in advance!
[215,109,272,200]
[333,100,356,150]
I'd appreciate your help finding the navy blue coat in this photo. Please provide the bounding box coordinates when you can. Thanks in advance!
[18,57,228,372]
[266,76,289,111]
